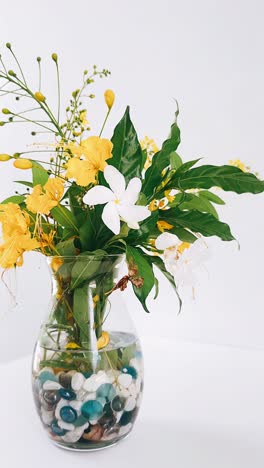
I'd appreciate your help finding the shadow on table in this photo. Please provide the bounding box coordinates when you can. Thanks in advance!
[60,419,263,468]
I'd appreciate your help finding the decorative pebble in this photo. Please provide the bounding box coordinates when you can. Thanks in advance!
[135,378,141,394]
[136,393,143,408]
[119,422,133,437]
[119,411,133,426]
[128,383,138,399]
[61,427,84,443]
[39,371,58,385]
[83,372,109,392]
[82,424,103,441]
[57,420,75,431]
[117,388,130,399]
[129,358,140,373]
[81,400,104,420]
[96,397,107,407]
[96,383,116,402]
[55,399,68,420]
[58,372,72,389]
[59,388,76,400]
[71,372,85,391]
[60,406,77,423]
[124,396,136,412]
[43,390,60,406]
[111,395,125,412]
[76,389,87,401]
[121,366,138,379]
[69,400,82,412]
[39,367,54,375]
[51,420,67,436]
[43,380,62,391]
[83,392,96,402]
[117,373,132,389]
[41,409,54,425]
[74,415,89,427]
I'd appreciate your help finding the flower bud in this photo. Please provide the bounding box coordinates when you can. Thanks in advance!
[34,91,46,102]
[0,122,6,126]
[104,89,115,110]
[51,53,58,62]
[6,43,11,49]
[8,70,16,77]
[2,108,11,115]
[37,56,41,62]
[0,154,11,161]
[13,152,21,159]
[13,159,32,169]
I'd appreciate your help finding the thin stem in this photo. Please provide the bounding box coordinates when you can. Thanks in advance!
[99,109,110,137]
[38,60,41,91]
[10,113,55,133]
[55,61,61,123]
[8,48,27,85]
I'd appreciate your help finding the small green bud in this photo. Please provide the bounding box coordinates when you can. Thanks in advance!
[8,70,16,77]
[31,131,36,136]
[72,89,80,98]
[37,56,41,62]
[89,94,95,99]
[0,122,5,126]
[13,152,21,159]
[6,43,11,49]
[8,117,13,122]
[15,97,20,101]
[51,53,58,62]
[2,108,11,115]
[84,70,88,75]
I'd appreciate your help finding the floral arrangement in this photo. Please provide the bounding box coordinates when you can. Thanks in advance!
[0,44,264,349]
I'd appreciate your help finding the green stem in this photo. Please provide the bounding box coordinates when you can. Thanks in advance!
[99,109,110,137]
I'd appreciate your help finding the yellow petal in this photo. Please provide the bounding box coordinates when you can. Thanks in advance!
[157,220,174,232]
[177,242,191,254]
[0,153,11,161]
[66,342,81,350]
[97,331,110,350]
[104,89,115,110]
[13,159,33,169]
[44,177,64,202]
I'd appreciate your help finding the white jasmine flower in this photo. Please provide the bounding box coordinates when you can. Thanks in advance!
[83,165,151,235]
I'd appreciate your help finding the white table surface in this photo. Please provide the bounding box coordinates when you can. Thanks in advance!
[1,337,264,468]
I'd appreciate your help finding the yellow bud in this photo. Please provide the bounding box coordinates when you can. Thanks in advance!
[157,220,174,232]
[66,341,81,350]
[2,108,11,115]
[0,153,11,161]
[97,331,110,350]
[13,159,33,169]
[51,53,58,62]
[34,91,46,102]
[148,199,158,212]
[104,89,115,110]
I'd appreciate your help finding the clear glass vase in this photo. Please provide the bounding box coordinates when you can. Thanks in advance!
[32,254,144,451]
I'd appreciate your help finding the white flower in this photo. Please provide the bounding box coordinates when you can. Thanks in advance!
[155,233,210,288]
[83,165,151,235]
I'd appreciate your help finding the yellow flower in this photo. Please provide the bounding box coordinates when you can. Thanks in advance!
[141,136,159,171]
[13,159,33,169]
[177,242,191,254]
[80,110,89,127]
[149,199,158,212]
[26,177,64,215]
[0,203,39,268]
[0,153,11,161]
[157,220,174,232]
[66,136,113,186]
[229,159,249,172]
[34,91,46,102]
[66,342,81,350]
[51,256,64,272]
[97,331,110,350]
[104,90,115,110]
[164,190,175,203]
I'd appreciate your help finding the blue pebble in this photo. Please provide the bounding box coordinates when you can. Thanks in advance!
[81,400,103,420]
[96,383,116,402]
[60,406,77,423]
[83,371,92,379]
[51,420,67,436]
[74,415,88,427]
[38,371,58,385]
[58,388,76,400]
[121,366,138,379]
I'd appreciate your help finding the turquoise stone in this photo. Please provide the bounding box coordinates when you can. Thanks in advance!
[83,371,92,379]
[58,388,76,400]
[81,400,103,420]
[111,395,125,412]
[38,371,58,385]
[121,366,138,379]
[51,420,67,436]
[74,415,88,427]
[60,406,77,423]
[119,411,133,426]
[96,383,116,402]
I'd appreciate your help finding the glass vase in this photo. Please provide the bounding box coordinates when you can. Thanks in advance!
[32,254,144,451]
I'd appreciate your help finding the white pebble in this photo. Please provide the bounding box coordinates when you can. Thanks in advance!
[119,423,133,436]
[128,383,138,398]
[117,388,130,399]
[84,391,97,402]
[62,429,83,443]
[129,358,140,372]
[115,411,123,423]
[125,396,136,412]
[71,372,85,391]
[135,378,141,394]
[69,400,82,412]
[41,410,54,425]
[118,373,132,389]
[42,380,61,391]
[58,420,75,431]
[76,389,87,401]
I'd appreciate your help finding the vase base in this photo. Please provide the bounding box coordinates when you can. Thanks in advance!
[51,433,130,452]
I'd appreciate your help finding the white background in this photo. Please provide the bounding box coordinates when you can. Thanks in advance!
[1,0,264,362]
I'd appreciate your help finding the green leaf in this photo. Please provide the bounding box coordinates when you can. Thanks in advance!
[121,343,137,367]
[70,250,107,289]
[110,106,143,182]
[178,193,219,218]
[32,162,49,187]
[55,238,79,256]
[169,165,264,194]
[146,255,182,312]
[126,245,155,312]
[14,180,33,188]
[162,208,235,241]
[174,158,201,175]
[128,211,159,244]
[142,114,181,197]
[1,195,25,204]
[198,190,225,205]
[170,152,183,170]
[73,286,90,347]
[169,226,197,243]
[51,205,79,233]
[79,210,97,251]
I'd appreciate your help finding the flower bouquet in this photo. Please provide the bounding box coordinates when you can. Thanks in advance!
[0,44,263,450]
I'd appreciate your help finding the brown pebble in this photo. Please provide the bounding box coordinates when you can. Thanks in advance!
[82,424,103,441]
